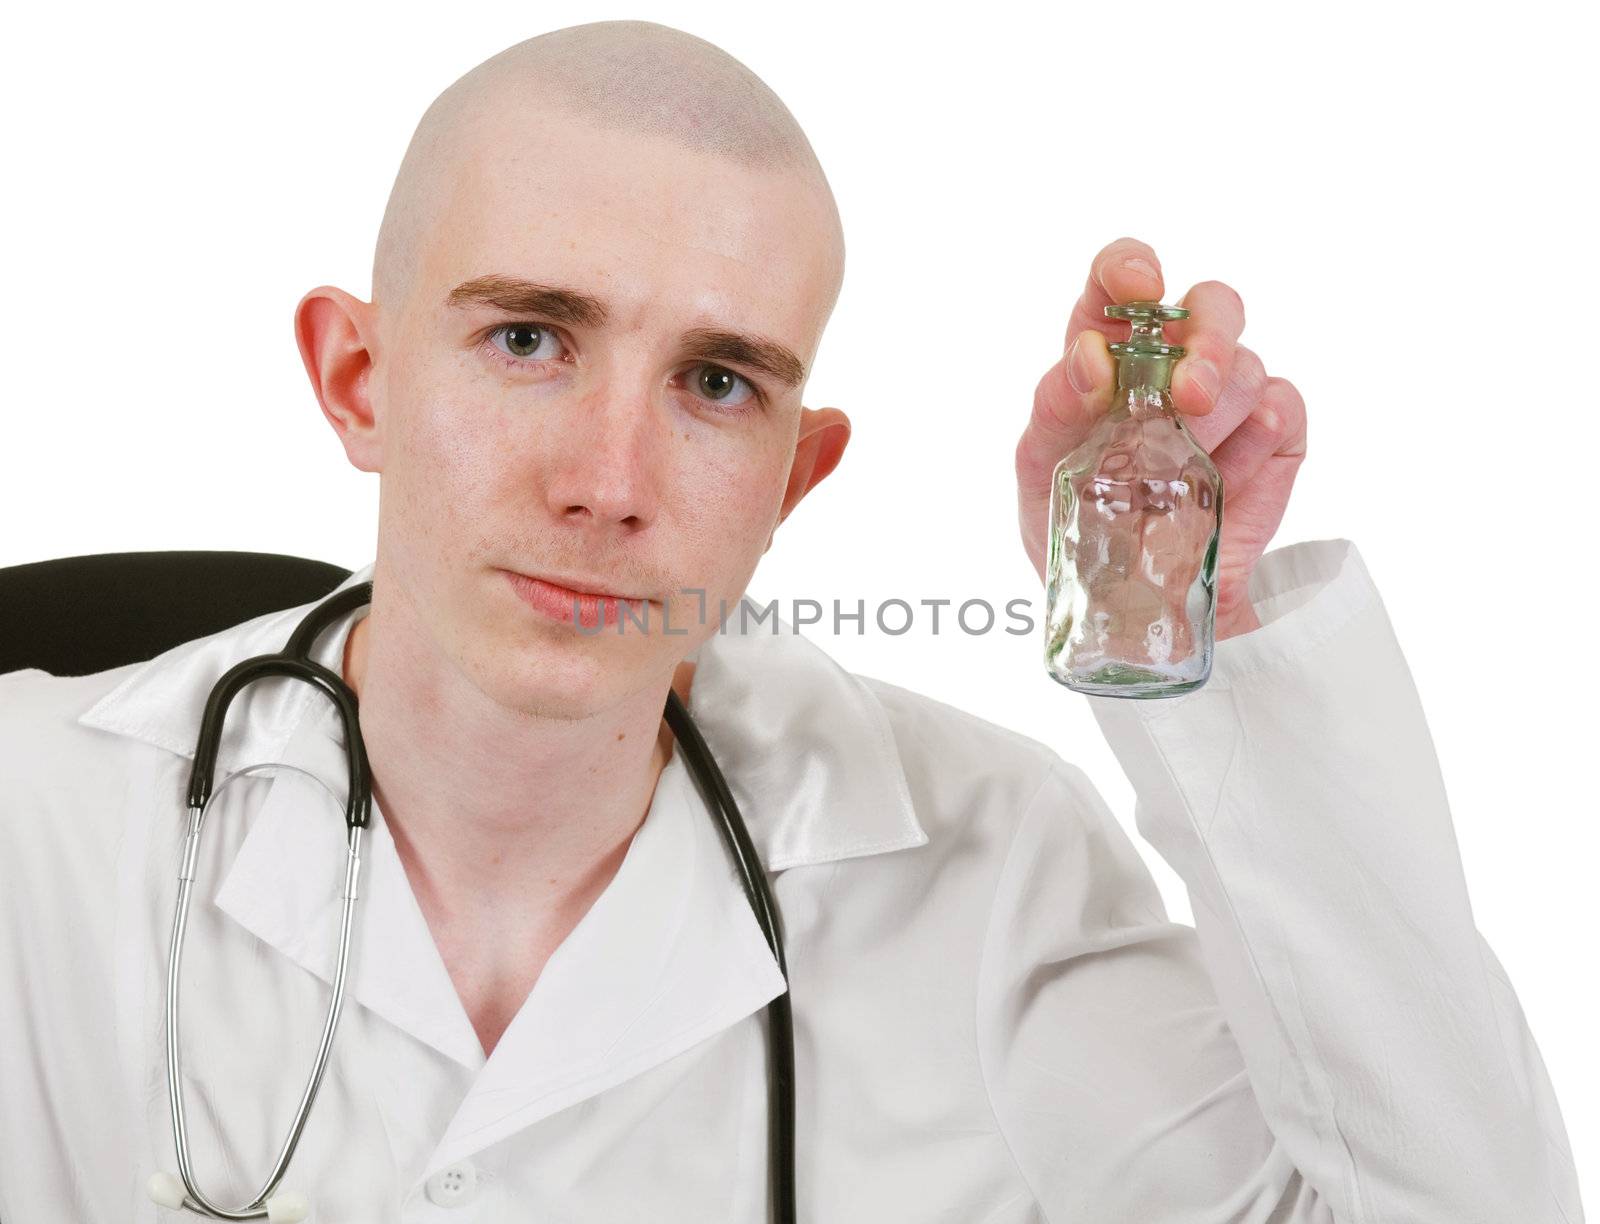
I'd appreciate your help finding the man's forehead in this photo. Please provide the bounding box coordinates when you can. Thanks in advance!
[432,227,806,322]
[440,127,828,263]
[421,177,833,357]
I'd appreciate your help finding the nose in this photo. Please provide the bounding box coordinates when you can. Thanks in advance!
[543,386,665,533]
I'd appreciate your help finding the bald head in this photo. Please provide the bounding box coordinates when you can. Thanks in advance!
[371,20,844,311]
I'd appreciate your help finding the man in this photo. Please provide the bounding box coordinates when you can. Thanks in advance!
[0,19,1583,1223]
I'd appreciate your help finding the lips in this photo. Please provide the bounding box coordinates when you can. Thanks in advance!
[502,569,651,629]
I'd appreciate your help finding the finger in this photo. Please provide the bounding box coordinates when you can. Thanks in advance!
[1208,376,1308,492]
[1268,376,1309,457]
[1212,442,1307,608]
[1017,327,1116,503]
[1181,344,1268,456]
[1166,280,1247,417]
[1022,237,1164,498]
[1063,236,1166,356]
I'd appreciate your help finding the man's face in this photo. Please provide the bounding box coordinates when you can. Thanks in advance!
[365,114,842,719]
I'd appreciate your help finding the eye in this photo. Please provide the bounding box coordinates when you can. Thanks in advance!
[481,323,763,412]
[487,323,564,364]
[686,364,758,411]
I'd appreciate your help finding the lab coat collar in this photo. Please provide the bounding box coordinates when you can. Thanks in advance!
[75,559,929,873]
[77,559,928,1166]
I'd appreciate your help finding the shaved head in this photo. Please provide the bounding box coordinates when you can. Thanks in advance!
[371,20,844,312]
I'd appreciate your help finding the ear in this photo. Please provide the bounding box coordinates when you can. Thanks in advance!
[295,285,383,472]
[767,406,851,550]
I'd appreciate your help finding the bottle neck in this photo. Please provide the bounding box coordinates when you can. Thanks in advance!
[1110,357,1178,423]
[1115,353,1176,393]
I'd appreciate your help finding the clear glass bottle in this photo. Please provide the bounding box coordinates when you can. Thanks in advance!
[1043,301,1223,698]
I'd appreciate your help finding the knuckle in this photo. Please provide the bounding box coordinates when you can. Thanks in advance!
[1263,377,1309,452]
[1192,279,1246,329]
[1013,431,1032,474]
[1234,344,1268,390]
[1014,427,1054,489]
[1028,368,1067,432]
[1067,296,1101,338]
[1211,345,1267,413]
[1264,375,1306,416]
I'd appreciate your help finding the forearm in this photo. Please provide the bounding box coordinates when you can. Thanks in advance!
[1087,538,1584,1223]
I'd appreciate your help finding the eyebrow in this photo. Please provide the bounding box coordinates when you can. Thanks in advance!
[445,273,807,390]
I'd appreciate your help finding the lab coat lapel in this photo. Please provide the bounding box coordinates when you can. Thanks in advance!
[421,596,931,1168]
[673,594,928,870]
[427,744,789,1170]
[210,698,487,1069]
[77,562,488,1066]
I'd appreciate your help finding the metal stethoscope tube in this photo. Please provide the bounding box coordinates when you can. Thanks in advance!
[158,764,360,1221]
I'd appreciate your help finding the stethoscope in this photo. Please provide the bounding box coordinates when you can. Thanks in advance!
[146,580,796,1222]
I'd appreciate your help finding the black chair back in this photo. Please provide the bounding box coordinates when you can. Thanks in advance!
[0,551,352,677]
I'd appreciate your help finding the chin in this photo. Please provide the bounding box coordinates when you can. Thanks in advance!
[476,634,654,717]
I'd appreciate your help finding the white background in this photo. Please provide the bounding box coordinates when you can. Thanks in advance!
[4,0,1595,1191]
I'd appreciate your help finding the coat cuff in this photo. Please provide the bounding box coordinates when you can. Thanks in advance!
[1180,536,1380,699]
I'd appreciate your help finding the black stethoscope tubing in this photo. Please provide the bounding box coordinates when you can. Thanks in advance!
[182,580,797,1221]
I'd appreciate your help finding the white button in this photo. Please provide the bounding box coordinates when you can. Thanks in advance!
[424,1162,478,1207]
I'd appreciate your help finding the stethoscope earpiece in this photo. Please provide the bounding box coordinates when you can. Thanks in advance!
[264,1189,310,1222]
[147,1171,187,1209]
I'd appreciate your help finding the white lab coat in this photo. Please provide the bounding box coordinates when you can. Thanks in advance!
[0,537,1584,1223]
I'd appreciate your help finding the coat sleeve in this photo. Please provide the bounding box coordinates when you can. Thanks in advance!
[976,537,1585,1223]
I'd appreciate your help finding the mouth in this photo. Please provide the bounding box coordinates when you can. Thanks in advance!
[500,568,654,629]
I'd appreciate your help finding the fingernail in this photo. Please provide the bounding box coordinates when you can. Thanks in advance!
[1124,256,1158,279]
[1066,335,1093,394]
[1185,359,1220,405]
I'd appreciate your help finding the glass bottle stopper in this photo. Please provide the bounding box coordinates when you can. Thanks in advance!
[1105,301,1189,391]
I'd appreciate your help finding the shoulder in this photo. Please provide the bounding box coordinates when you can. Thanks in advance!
[0,661,148,762]
[0,663,169,857]
[862,672,1060,779]
[855,671,1090,848]
[0,663,131,767]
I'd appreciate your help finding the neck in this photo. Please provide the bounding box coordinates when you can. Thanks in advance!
[339,572,694,998]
